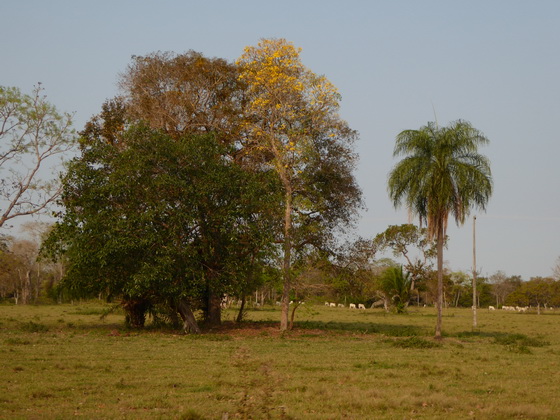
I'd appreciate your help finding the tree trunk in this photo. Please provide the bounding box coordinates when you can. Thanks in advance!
[177,299,201,334]
[236,296,246,323]
[280,189,292,331]
[34,263,42,303]
[288,301,301,330]
[123,299,149,328]
[19,269,32,305]
[206,288,222,327]
[435,223,444,339]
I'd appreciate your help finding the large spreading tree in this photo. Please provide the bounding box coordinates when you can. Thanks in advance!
[388,120,492,338]
[46,126,279,330]
[46,42,360,331]
[73,51,281,327]
[237,38,362,330]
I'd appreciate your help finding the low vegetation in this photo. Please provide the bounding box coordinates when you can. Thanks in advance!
[2,302,560,419]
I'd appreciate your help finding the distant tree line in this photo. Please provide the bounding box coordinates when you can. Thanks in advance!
[2,221,559,319]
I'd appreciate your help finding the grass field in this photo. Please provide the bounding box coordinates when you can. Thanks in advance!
[2,303,560,419]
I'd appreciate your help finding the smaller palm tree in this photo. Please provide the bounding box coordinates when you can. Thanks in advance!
[380,266,411,313]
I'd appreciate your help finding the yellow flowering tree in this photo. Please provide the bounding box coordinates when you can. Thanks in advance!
[238,38,361,330]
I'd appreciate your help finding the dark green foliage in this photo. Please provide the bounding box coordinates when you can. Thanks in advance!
[506,277,559,309]
[44,125,280,327]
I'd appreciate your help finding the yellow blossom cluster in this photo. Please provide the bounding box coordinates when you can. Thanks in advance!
[237,38,345,178]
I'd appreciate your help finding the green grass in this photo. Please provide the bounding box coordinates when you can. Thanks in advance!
[1,302,560,419]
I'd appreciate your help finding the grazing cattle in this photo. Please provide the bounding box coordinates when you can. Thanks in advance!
[349,303,356,309]
[325,301,330,306]
[488,306,496,310]
[338,303,345,308]
[329,302,336,307]
[358,304,366,310]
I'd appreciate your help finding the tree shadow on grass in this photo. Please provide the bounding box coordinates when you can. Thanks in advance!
[293,320,428,337]
[199,319,428,338]
[453,330,550,346]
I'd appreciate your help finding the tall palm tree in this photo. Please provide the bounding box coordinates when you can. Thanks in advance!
[388,120,492,338]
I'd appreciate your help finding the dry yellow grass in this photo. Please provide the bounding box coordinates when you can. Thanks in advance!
[1,303,559,419]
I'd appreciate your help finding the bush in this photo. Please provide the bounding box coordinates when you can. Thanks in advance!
[20,321,49,333]
[391,336,441,349]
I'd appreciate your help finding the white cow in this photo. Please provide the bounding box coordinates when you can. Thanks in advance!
[329,302,336,307]
[349,303,356,309]
[358,304,366,310]
[338,303,345,308]
[488,306,496,311]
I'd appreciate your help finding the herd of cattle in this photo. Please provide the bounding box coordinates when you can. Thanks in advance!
[488,305,556,312]
[493,305,528,312]
[324,302,367,309]
[224,298,553,312]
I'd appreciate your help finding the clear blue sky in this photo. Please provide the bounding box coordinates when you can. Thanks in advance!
[2,0,559,280]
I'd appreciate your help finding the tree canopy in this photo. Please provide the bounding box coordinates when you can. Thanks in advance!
[119,51,245,145]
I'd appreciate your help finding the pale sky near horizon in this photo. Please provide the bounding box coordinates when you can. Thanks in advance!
[1,0,559,280]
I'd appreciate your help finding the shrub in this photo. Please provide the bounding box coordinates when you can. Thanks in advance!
[20,321,49,333]
[391,336,442,349]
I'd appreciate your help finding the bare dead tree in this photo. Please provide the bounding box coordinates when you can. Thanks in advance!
[0,84,76,229]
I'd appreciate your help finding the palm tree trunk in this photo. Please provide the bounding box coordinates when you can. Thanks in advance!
[472,215,478,329]
[435,223,444,339]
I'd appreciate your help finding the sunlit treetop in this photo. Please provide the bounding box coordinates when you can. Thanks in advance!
[237,38,350,178]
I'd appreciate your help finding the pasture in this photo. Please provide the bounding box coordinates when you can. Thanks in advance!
[1,303,560,419]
